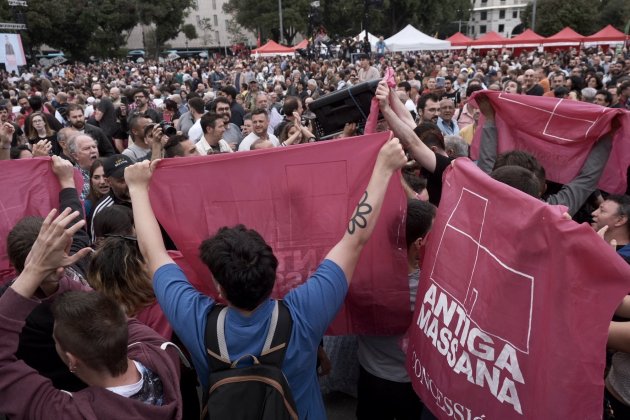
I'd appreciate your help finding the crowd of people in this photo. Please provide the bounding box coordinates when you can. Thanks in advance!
[0,41,629,420]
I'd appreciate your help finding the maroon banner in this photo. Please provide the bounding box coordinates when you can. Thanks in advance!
[406,158,630,419]
[470,91,630,194]
[0,158,83,283]
[149,132,410,335]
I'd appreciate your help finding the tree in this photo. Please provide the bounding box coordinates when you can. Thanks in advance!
[22,0,193,61]
[520,0,598,36]
[25,0,95,61]
[198,17,213,46]
[137,0,195,57]
[598,0,630,33]
[223,0,309,44]
[181,23,198,48]
[226,18,249,45]
[87,0,139,58]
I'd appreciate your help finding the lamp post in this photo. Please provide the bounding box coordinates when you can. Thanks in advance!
[278,0,284,44]
[531,0,537,32]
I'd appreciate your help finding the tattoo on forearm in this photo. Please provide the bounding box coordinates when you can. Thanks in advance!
[347,191,373,234]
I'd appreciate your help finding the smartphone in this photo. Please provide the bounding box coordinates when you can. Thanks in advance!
[436,77,445,88]
[121,96,128,105]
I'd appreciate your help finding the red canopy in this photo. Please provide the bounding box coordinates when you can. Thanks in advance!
[584,24,628,45]
[250,40,295,56]
[505,29,545,47]
[292,39,308,51]
[541,27,584,47]
[446,32,472,49]
[469,31,508,49]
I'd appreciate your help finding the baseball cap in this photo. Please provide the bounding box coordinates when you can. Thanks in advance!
[103,154,134,179]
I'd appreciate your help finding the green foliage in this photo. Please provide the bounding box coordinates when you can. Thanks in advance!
[521,0,601,36]
[223,0,472,43]
[181,23,198,41]
[223,0,305,43]
[14,0,192,61]
[226,18,249,45]
[598,0,630,33]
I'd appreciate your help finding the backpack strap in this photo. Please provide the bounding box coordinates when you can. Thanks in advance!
[258,300,293,368]
[204,300,293,371]
[204,304,231,372]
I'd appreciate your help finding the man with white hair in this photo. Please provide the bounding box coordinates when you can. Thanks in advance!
[67,133,99,199]
[306,79,321,100]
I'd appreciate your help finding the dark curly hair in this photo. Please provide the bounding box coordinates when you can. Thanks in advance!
[199,225,278,311]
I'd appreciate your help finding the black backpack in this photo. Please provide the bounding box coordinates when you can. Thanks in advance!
[202,300,299,420]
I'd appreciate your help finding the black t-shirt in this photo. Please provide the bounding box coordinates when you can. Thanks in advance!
[422,152,454,207]
[526,84,544,96]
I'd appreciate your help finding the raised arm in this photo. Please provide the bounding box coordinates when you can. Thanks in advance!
[375,81,437,173]
[476,96,498,174]
[386,84,416,130]
[51,156,91,276]
[609,321,630,353]
[0,122,15,160]
[10,208,92,299]
[547,132,613,216]
[125,160,174,275]
[325,136,407,283]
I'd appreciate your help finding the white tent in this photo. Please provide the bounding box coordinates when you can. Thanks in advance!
[354,30,379,49]
[384,24,451,52]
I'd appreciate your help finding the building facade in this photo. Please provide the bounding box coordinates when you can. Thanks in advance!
[126,0,256,52]
[467,0,532,39]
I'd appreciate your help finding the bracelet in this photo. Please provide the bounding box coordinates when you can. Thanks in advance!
[281,142,287,147]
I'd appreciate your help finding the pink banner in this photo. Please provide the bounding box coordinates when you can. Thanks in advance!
[149,132,410,335]
[470,91,630,194]
[406,158,630,419]
[0,158,83,283]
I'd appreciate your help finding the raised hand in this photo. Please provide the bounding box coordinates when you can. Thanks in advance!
[375,136,407,174]
[32,139,52,157]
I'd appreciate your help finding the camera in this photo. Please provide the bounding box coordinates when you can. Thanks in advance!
[159,121,177,136]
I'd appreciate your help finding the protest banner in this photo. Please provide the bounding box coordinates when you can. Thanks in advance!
[407,158,630,419]
[149,132,410,335]
[470,91,630,194]
[0,158,83,283]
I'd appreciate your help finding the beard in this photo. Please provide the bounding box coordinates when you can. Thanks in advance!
[71,120,85,130]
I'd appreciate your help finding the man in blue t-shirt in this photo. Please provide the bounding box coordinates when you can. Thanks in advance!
[124,137,407,419]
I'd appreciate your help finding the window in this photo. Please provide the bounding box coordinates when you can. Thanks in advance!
[499,10,505,19]
[215,31,220,43]
[480,11,487,20]
[498,24,505,33]
[213,15,218,25]
[481,0,487,3]
[212,0,216,9]
[480,25,487,34]
[513,10,518,19]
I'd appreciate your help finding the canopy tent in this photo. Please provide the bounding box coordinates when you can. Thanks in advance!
[250,40,295,57]
[355,30,379,46]
[541,27,584,48]
[384,24,450,51]
[469,31,508,49]
[584,24,628,47]
[446,32,472,49]
[505,29,545,48]
[292,39,308,51]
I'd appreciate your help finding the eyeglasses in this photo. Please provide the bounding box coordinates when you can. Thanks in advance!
[133,96,145,100]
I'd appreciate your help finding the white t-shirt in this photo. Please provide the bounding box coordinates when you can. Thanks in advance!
[238,132,280,151]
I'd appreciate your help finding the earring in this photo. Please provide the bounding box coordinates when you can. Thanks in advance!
[69,365,77,373]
